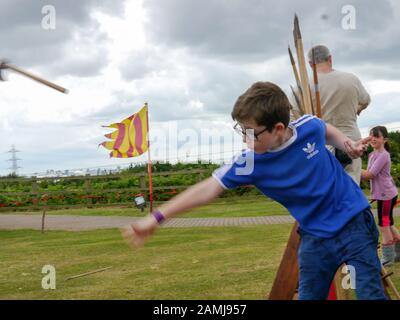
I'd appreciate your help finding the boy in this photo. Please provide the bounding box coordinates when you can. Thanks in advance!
[121,81,386,300]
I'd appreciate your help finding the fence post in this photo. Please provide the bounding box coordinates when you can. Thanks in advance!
[85,174,93,208]
[41,194,48,234]
[139,175,146,192]
[32,176,40,210]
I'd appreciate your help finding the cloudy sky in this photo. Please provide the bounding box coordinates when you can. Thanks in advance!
[1,0,400,176]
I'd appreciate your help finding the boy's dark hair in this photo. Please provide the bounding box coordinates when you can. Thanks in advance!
[231,81,291,131]
[370,126,390,151]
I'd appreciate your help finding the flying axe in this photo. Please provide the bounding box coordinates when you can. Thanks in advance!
[0,59,68,94]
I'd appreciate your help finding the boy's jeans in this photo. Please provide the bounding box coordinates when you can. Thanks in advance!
[298,208,387,300]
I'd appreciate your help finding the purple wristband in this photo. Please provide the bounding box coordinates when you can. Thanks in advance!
[152,210,165,224]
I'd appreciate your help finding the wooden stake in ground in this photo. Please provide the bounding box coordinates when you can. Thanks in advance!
[268,223,300,299]
[41,194,48,234]
[65,267,112,281]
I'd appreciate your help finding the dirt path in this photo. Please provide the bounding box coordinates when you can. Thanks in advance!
[0,209,398,231]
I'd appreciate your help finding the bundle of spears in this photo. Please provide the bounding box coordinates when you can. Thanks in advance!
[288,14,321,119]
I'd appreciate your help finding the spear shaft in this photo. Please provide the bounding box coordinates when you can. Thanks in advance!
[288,46,305,113]
[288,46,302,92]
[290,85,304,117]
[293,14,313,115]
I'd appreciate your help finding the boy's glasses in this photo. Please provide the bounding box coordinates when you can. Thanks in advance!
[233,123,269,141]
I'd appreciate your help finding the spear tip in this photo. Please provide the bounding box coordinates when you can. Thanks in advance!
[293,13,301,40]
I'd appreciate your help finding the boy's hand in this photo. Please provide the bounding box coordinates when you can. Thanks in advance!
[344,136,371,159]
[120,215,158,249]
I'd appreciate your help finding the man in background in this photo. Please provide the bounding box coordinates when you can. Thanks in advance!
[306,44,371,185]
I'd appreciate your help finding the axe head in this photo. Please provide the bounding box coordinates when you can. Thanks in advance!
[0,60,9,81]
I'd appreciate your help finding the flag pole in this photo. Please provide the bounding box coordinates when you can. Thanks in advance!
[145,102,154,212]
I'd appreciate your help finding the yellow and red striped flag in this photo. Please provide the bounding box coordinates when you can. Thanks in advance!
[100,104,149,158]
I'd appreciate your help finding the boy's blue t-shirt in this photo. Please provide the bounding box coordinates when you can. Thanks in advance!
[212,115,370,238]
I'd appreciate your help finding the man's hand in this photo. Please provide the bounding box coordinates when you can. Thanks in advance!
[120,215,158,249]
[344,136,371,159]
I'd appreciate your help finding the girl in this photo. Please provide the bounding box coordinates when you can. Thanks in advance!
[362,126,400,265]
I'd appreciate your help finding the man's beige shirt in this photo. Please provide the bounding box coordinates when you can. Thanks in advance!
[310,70,370,140]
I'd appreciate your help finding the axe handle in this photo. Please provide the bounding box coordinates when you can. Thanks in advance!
[4,63,68,94]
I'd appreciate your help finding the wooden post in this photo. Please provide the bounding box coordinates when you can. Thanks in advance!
[84,175,92,208]
[268,223,300,300]
[41,195,48,234]
[139,175,146,191]
[31,176,39,210]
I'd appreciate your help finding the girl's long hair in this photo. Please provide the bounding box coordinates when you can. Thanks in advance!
[370,126,390,152]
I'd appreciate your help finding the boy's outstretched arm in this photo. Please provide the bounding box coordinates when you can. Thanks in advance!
[325,123,371,159]
[121,177,225,249]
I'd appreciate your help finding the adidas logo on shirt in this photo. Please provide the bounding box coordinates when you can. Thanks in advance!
[303,142,319,159]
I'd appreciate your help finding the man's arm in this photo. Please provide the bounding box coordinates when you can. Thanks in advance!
[121,177,225,248]
[357,101,370,115]
[325,123,371,159]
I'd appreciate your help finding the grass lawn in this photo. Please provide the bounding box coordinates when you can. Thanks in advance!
[2,223,400,299]
[0,224,292,299]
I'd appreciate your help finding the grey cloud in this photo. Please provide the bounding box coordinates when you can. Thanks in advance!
[143,0,310,61]
[113,53,259,122]
[143,0,393,59]
[1,0,126,77]
[119,48,164,80]
[142,0,399,79]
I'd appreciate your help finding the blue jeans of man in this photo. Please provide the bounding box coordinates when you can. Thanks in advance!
[297,208,387,300]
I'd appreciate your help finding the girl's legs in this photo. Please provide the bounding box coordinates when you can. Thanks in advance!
[377,199,396,265]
